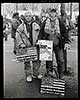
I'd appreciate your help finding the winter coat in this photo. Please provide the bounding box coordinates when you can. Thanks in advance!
[38,17,60,47]
[11,18,21,39]
[58,16,72,47]
[15,20,41,53]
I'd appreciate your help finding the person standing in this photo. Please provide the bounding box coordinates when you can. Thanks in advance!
[15,11,41,82]
[38,8,71,79]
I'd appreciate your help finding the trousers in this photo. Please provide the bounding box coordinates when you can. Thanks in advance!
[46,45,65,75]
[24,60,41,77]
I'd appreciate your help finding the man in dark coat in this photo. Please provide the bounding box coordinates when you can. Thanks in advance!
[38,8,71,79]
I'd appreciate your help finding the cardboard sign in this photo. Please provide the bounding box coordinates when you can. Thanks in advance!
[38,40,53,61]
[16,47,38,62]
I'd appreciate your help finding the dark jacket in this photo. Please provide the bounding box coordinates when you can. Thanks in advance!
[38,18,50,40]
[11,18,21,39]
[15,19,41,49]
[38,17,60,47]
[59,16,72,48]
[38,16,72,49]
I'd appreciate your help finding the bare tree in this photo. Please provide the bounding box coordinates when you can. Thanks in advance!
[61,3,65,16]
[70,3,72,19]
[60,3,68,73]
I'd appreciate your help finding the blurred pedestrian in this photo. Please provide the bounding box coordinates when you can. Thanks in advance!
[3,22,10,41]
[11,12,21,54]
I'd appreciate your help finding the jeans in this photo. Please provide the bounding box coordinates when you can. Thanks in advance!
[46,46,65,76]
[24,60,41,77]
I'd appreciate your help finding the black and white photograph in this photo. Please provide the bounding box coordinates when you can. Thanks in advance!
[2,3,79,98]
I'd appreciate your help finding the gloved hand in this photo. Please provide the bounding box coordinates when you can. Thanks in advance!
[64,43,71,50]
[36,40,42,46]
[20,44,26,48]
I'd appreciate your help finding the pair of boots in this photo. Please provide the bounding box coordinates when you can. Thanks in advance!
[47,67,65,80]
[26,74,43,82]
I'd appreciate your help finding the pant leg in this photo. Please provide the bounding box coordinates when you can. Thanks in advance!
[33,60,41,76]
[46,50,54,73]
[14,38,16,51]
[24,62,32,77]
[38,61,47,76]
[54,46,65,75]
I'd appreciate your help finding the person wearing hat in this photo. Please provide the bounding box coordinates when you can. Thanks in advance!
[15,11,41,82]
[38,8,70,79]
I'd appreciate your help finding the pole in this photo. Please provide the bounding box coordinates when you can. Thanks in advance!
[70,3,72,20]
[16,3,18,12]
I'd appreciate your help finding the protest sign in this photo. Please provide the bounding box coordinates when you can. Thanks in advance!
[38,40,53,61]
[16,47,38,62]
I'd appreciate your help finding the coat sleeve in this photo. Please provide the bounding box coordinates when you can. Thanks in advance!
[15,24,24,48]
[64,18,72,44]
[15,23,31,48]
[59,17,72,44]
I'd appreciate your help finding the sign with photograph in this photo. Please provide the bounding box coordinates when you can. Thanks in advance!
[16,47,38,62]
[38,40,53,61]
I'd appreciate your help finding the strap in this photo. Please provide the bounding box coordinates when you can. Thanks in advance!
[16,30,27,47]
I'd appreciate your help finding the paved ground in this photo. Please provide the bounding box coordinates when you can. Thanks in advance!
[4,35,78,98]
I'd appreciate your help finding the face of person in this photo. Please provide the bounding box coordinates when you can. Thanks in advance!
[42,16,46,21]
[25,13,32,22]
[50,12,56,19]
[15,15,19,19]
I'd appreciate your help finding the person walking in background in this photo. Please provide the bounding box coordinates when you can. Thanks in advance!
[3,22,8,41]
[20,14,25,23]
[11,12,21,54]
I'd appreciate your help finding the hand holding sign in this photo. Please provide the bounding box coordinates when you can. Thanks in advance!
[64,43,71,50]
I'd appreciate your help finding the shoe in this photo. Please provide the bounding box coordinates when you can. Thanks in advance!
[37,74,43,79]
[32,75,37,78]
[59,74,65,80]
[26,75,32,82]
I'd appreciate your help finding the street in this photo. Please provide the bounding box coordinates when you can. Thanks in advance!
[4,34,78,98]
